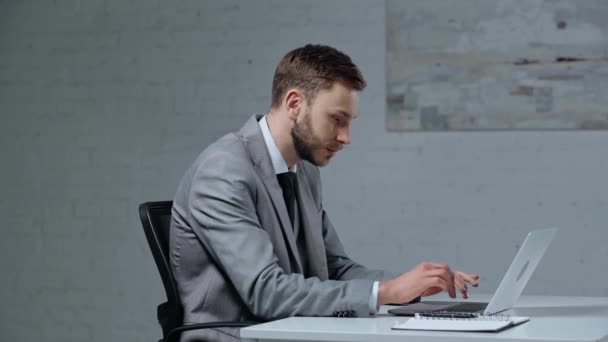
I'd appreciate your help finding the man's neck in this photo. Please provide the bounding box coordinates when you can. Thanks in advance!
[266,111,299,169]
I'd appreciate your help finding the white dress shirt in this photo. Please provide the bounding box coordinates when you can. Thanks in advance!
[258,115,379,314]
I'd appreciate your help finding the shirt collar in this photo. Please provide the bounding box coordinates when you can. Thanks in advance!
[258,115,297,174]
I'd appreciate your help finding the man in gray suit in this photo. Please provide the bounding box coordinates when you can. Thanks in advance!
[170,44,479,341]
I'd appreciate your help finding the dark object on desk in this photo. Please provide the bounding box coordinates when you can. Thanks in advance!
[139,201,258,342]
[388,301,488,316]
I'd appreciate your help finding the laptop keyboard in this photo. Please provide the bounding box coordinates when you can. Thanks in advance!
[443,302,488,313]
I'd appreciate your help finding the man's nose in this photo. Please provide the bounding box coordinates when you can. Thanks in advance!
[337,126,350,145]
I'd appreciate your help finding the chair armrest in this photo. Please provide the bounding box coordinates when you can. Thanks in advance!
[165,321,259,342]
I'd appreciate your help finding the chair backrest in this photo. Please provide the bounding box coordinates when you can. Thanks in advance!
[139,201,182,337]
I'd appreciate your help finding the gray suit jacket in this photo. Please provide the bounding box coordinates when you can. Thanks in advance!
[170,114,393,341]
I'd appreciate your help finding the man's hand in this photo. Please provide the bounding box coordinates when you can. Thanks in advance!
[377,262,479,306]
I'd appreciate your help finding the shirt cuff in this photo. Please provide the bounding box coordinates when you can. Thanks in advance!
[368,281,379,314]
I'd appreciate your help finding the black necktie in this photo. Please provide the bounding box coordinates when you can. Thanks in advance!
[276,172,297,227]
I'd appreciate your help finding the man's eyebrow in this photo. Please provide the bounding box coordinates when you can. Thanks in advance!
[334,110,357,119]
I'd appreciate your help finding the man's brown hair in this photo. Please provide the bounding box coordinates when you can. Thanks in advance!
[270,44,367,108]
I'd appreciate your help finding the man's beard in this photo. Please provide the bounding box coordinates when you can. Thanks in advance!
[291,109,325,166]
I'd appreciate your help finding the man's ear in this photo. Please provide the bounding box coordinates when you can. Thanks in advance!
[284,89,304,121]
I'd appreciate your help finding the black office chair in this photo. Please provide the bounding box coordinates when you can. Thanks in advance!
[139,201,257,342]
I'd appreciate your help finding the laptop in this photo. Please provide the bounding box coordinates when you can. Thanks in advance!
[388,228,557,316]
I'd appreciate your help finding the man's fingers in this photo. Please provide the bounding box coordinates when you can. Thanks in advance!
[425,268,456,293]
[454,274,464,289]
[424,268,453,278]
[454,275,468,299]
[424,276,449,293]
[422,261,450,271]
[436,267,456,298]
[426,275,456,298]
[456,271,480,287]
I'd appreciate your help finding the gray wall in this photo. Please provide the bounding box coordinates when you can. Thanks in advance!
[1,1,606,342]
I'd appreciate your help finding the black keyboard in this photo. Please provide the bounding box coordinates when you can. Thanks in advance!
[443,302,488,313]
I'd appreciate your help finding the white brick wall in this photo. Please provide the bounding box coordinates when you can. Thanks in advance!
[1,1,607,341]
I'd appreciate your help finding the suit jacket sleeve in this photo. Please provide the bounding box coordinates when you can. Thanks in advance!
[187,150,375,320]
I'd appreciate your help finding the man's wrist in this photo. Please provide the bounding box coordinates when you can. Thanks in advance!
[377,280,392,307]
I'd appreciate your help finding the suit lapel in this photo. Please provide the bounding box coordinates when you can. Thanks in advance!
[238,115,303,273]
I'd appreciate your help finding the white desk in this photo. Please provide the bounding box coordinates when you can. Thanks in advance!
[241,295,608,342]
